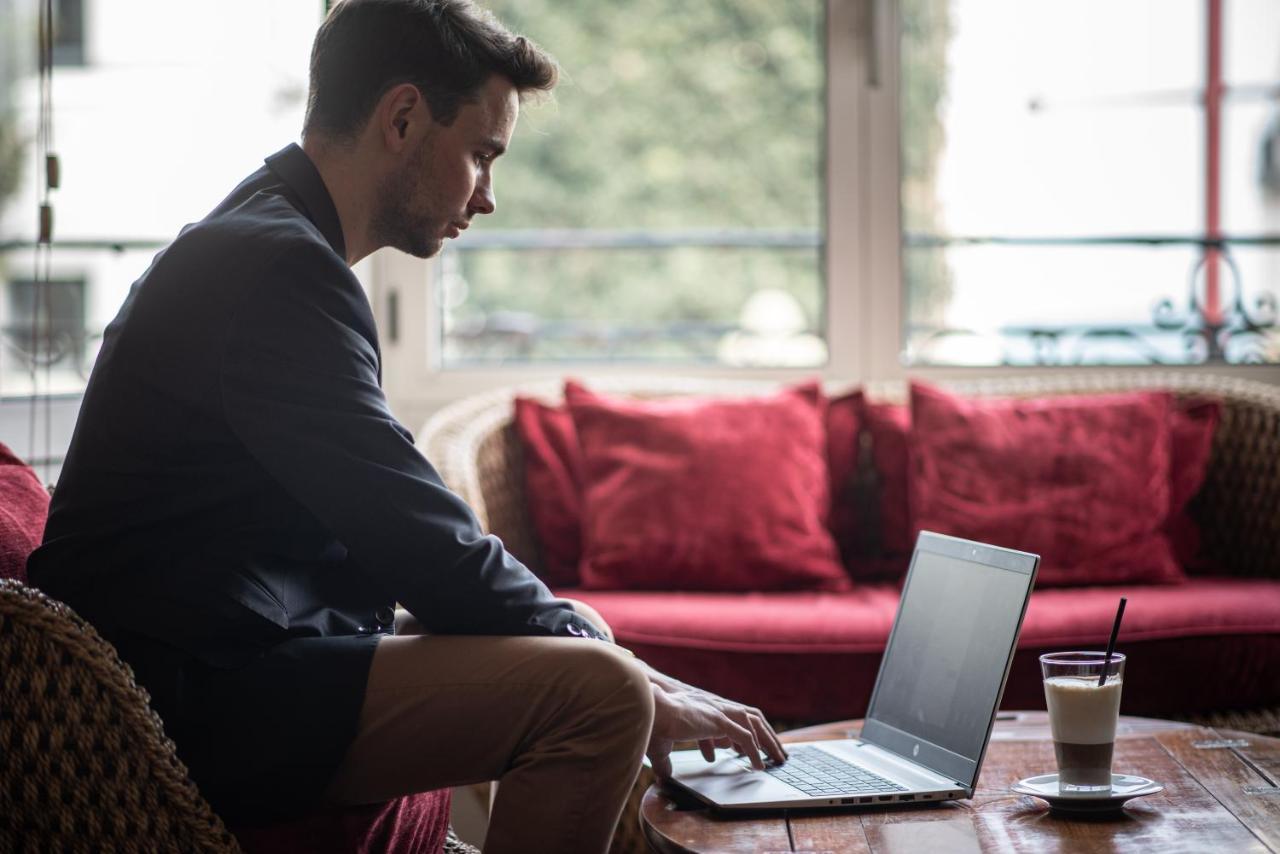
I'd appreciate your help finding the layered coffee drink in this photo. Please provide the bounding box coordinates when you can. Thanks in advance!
[1044,676,1123,789]
[1040,651,1126,793]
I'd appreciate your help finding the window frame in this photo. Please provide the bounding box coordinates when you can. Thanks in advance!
[369,0,1280,425]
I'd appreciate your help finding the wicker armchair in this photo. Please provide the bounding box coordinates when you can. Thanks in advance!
[421,371,1280,584]
[0,578,240,853]
[0,579,483,854]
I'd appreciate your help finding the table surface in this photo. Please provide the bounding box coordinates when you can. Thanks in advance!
[640,712,1280,853]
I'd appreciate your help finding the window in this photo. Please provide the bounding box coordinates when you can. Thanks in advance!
[902,0,1280,366]
[52,0,86,67]
[437,0,826,368]
[0,0,322,401]
[5,275,87,382]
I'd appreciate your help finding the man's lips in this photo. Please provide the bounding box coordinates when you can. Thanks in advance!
[446,221,468,239]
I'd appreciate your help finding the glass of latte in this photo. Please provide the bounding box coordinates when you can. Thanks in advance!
[1040,651,1125,794]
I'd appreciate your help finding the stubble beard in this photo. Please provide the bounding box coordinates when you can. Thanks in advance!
[371,137,445,259]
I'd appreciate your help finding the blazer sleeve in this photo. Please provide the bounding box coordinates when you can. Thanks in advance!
[218,243,605,641]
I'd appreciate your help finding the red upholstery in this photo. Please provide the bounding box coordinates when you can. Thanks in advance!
[517,384,865,590]
[231,792,452,854]
[910,382,1183,586]
[565,381,848,591]
[513,397,584,587]
[852,396,913,580]
[1166,396,1222,570]
[0,442,49,583]
[825,391,862,566]
[854,390,1222,586]
[568,578,1280,720]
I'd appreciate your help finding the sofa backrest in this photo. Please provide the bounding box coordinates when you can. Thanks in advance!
[421,371,1280,582]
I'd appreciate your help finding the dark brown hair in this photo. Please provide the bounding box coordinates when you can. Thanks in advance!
[304,0,557,140]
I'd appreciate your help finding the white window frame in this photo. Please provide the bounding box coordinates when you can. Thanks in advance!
[368,0,1280,426]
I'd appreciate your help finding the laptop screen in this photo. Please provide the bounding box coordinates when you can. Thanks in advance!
[861,532,1037,788]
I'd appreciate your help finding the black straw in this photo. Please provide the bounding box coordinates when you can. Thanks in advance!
[1099,597,1127,687]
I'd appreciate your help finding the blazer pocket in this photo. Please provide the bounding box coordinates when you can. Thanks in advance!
[225,568,289,629]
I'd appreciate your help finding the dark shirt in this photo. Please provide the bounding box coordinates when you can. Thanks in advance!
[28,144,604,819]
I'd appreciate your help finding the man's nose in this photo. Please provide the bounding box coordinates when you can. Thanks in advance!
[469,181,495,217]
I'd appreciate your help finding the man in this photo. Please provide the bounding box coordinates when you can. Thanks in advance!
[28,1,786,851]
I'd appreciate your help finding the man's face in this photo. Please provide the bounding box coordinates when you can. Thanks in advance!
[372,75,518,258]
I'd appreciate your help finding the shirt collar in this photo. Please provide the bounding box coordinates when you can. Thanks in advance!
[264,143,347,260]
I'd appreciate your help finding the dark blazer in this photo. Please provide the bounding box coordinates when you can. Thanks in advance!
[28,144,605,819]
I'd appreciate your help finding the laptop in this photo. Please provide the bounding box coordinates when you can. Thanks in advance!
[665,531,1039,810]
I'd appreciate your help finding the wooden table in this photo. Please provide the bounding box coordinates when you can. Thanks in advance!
[640,712,1280,853]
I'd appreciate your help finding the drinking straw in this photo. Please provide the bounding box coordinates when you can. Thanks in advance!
[1099,596,1127,687]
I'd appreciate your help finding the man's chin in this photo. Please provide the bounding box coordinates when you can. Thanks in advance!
[396,237,444,259]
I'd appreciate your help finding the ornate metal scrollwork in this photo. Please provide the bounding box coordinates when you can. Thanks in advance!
[1153,248,1279,364]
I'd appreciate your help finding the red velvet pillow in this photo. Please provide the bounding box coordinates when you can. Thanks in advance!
[825,390,862,562]
[513,397,584,587]
[908,381,1183,586]
[846,395,913,581]
[1165,396,1222,569]
[565,381,849,592]
[850,390,1221,584]
[0,443,49,583]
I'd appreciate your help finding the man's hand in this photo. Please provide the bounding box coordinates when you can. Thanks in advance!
[644,666,788,779]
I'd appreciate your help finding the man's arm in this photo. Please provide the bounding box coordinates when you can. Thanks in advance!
[219,246,603,640]
[224,245,787,768]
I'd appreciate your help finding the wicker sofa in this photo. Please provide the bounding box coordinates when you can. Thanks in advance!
[421,371,1280,733]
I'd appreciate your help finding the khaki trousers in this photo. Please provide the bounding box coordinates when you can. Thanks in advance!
[325,604,653,853]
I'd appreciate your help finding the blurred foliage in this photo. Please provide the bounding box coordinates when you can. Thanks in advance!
[0,0,28,226]
[900,0,953,328]
[448,0,955,362]
[446,0,825,361]
[481,0,823,231]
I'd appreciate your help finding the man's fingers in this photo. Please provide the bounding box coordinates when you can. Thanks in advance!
[699,739,716,762]
[725,719,764,770]
[743,707,788,763]
[746,712,787,765]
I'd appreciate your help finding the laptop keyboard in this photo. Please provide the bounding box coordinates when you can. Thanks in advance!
[764,745,907,796]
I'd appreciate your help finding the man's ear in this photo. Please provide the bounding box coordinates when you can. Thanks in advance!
[377,83,426,152]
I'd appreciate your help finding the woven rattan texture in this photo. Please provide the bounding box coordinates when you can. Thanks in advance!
[475,422,544,573]
[1182,704,1280,738]
[0,579,240,854]
[442,827,481,854]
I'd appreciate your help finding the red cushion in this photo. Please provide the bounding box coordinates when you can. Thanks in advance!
[567,578,1280,720]
[513,397,584,587]
[840,395,913,581]
[566,380,849,592]
[851,391,1221,585]
[825,391,862,566]
[0,443,49,583]
[231,790,451,854]
[909,382,1184,586]
[517,388,863,589]
[1165,396,1222,570]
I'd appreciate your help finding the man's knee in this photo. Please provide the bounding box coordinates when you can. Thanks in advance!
[562,643,654,744]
